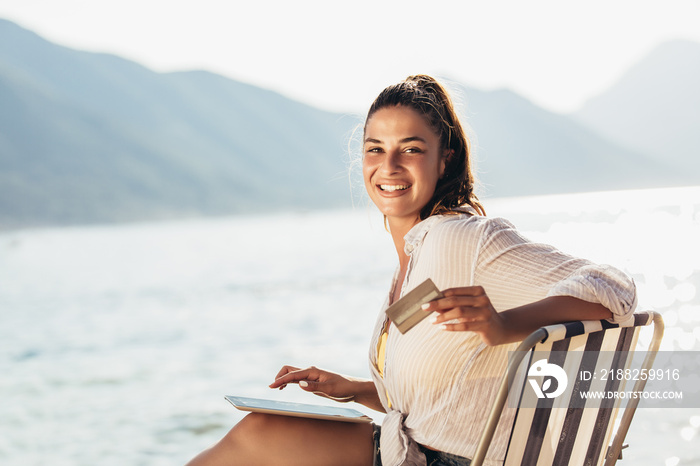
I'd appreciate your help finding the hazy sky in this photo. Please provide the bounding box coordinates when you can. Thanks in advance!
[1,0,699,114]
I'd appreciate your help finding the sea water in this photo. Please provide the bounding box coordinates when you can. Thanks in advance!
[1,187,699,465]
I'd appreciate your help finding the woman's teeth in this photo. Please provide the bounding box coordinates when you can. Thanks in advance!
[380,185,409,192]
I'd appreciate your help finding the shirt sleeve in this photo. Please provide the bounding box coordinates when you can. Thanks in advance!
[473,217,637,325]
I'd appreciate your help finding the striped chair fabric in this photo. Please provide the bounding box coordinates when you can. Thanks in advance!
[472,311,664,466]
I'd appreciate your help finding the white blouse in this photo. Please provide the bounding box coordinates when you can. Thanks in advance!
[368,210,637,466]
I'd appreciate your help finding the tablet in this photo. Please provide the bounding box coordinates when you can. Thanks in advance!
[225,395,373,424]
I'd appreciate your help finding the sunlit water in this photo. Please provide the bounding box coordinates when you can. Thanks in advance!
[1,187,699,465]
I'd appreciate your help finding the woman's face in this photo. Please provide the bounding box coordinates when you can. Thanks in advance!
[363,105,447,228]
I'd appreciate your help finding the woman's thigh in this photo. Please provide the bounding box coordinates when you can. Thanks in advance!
[187,413,375,466]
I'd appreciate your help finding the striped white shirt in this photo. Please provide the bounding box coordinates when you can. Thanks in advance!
[368,211,637,466]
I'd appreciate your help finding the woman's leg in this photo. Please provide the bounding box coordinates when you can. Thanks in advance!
[186,413,375,466]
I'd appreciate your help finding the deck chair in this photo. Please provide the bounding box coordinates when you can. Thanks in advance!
[471,311,664,466]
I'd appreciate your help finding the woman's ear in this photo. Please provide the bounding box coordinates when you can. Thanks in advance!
[439,149,454,178]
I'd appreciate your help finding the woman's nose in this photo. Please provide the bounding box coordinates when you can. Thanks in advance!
[379,150,401,173]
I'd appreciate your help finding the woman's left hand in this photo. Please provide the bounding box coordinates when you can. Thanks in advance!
[421,286,509,346]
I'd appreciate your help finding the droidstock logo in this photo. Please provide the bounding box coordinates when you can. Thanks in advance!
[527,359,569,399]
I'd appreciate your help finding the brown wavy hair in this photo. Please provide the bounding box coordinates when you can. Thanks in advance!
[364,75,485,218]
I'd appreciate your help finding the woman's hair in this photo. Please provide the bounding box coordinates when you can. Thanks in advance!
[363,75,485,218]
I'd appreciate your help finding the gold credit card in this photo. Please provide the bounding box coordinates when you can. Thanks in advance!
[386,278,443,334]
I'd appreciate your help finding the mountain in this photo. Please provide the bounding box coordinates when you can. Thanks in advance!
[0,19,694,228]
[0,18,360,228]
[456,85,686,198]
[574,40,700,172]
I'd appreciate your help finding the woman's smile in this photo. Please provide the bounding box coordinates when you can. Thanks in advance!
[378,184,410,192]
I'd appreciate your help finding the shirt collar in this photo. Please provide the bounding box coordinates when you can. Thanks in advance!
[403,207,477,255]
[403,215,445,255]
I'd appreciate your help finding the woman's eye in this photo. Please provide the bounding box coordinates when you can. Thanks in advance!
[366,147,383,154]
[404,147,422,154]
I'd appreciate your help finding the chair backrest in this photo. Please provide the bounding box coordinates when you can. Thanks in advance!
[472,311,664,466]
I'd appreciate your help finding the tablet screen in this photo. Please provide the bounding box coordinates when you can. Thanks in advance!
[225,395,373,423]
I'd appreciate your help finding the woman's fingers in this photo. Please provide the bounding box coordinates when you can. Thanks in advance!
[294,378,352,401]
[442,286,487,299]
[269,365,315,389]
[269,365,299,389]
[268,367,358,402]
[273,365,300,380]
[418,285,507,344]
[432,307,484,323]
[422,286,487,310]
[425,287,489,317]
[421,286,496,329]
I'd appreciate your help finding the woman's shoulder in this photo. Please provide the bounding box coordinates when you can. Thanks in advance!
[420,213,481,249]
[420,213,525,258]
[428,211,516,238]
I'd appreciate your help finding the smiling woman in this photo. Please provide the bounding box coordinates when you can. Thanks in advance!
[360,76,488,306]
[185,75,637,466]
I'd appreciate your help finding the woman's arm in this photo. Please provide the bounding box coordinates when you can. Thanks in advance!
[499,295,612,341]
[420,216,636,345]
[422,288,612,346]
[269,365,386,413]
[471,217,637,325]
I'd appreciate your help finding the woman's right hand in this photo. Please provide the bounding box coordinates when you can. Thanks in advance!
[269,365,360,401]
[269,366,384,411]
